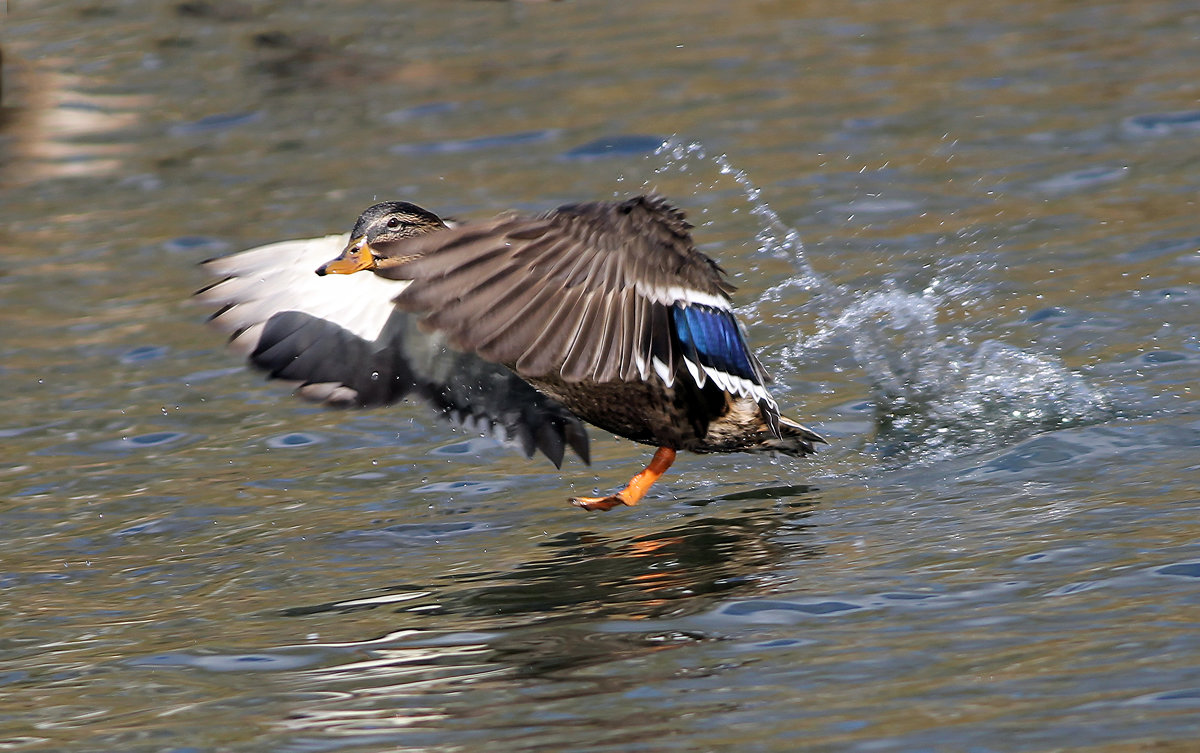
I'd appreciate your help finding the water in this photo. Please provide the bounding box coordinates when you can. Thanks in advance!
[2,1,1199,751]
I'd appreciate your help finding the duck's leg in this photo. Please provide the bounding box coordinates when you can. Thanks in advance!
[570,447,677,512]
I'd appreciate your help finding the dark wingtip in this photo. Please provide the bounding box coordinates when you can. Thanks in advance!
[513,423,537,460]
[536,421,566,469]
[194,277,230,297]
[565,420,591,466]
[207,302,236,323]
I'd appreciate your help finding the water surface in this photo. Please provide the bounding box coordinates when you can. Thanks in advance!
[1,2,1198,751]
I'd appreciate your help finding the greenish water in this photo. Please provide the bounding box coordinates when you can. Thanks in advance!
[1,2,1198,751]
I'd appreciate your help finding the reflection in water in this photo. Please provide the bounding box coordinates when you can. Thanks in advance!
[0,54,147,183]
[449,512,817,623]
[272,503,820,744]
[287,500,820,626]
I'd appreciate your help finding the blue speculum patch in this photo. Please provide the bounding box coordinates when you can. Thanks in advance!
[671,304,757,382]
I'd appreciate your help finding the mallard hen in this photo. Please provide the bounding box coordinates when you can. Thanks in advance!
[200,195,823,510]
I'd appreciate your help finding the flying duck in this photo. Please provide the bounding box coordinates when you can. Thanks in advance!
[199,195,823,511]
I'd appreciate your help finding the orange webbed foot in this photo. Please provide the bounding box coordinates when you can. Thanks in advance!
[568,446,676,512]
[569,494,628,512]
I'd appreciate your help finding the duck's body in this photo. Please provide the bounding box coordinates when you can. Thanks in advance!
[202,195,823,510]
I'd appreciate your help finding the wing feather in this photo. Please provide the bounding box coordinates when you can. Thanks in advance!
[197,234,589,466]
[512,286,588,375]
[379,195,777,433]
[557,290,610,382]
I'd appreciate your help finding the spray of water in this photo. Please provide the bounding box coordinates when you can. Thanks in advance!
[653,139,826,290]
[831,285,1112,459]
[647,137,1114,462]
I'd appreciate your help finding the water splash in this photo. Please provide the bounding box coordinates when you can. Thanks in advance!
[652,139,828,294]
[647,138,1114,462]
[829,287,1112,460]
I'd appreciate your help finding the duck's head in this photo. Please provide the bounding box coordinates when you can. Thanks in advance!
[316,201,448,276]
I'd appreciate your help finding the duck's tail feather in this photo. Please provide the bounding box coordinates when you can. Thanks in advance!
[760,414,826,456]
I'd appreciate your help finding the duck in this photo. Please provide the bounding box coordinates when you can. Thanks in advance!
[199,194,824,511]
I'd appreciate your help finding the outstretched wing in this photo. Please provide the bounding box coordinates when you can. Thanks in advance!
[197,235,590,467]
[379,195,780,429]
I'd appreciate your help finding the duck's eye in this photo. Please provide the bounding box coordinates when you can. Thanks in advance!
[386,217,404,230]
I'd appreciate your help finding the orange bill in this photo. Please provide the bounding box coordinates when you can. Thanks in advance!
[316,237,376,276]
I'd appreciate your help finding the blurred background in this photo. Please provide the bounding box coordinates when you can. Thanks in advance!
[1,2,1198,751]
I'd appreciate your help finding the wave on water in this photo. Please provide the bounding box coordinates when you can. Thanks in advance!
[647,139,1115,463]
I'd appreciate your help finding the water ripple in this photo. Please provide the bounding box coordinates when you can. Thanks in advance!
[1122,109,1200,138]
